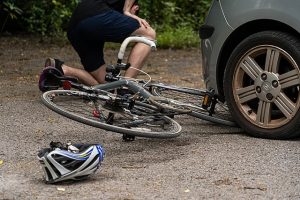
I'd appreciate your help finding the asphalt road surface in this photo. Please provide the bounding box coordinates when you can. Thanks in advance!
[0,100,299,199]
[0,36,299,199]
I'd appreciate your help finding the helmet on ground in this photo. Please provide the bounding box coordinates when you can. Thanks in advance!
[37,141,105,184]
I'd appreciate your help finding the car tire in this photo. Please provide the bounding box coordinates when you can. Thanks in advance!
[224,31,300,139]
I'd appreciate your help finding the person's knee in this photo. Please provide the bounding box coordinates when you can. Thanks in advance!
[147,28,156,40]
[134,27,156,40]
[90,66,107,84]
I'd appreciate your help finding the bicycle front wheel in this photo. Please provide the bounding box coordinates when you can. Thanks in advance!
[41,90,182,138]
[150,83,236,126]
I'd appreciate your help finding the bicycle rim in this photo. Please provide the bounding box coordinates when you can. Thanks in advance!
[41,90,182,138]
[151,84,236,126]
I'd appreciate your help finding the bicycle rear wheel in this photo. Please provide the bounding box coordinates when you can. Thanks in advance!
[150,83,236,126]
[41,90,182,138]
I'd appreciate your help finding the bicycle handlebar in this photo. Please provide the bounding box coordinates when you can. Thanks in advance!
[117,36,157,63]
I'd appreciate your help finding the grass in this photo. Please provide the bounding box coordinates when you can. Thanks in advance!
[104,26,200,49]
[39,26,201,49]
[157,26,200,49]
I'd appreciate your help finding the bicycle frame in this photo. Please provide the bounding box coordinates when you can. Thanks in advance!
[93,79,152,99]
[57,36,157,97]
[41,35,235,139]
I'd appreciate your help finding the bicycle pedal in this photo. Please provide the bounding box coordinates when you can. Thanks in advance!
[202,94,212,109]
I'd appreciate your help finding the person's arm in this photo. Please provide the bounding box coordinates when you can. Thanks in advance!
[123,0,149,28]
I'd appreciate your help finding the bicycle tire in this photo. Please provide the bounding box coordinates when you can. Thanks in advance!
[150,83,236,126]
[41,90,182,138]
[148,96,192,114]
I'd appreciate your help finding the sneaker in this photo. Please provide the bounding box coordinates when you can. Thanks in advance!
[44,57,56,68]
[38,67,63,92]
[44,57,64,75]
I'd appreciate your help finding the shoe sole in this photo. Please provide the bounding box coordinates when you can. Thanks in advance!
[44,58,55,68]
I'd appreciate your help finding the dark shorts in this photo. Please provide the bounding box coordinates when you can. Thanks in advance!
[67,10,140,72]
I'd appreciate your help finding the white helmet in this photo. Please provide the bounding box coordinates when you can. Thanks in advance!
[38,142,105,184]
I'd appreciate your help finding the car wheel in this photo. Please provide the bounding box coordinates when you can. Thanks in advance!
[224,31,300,139]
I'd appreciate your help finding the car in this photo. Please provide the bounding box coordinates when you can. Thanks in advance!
[200,0,300,139]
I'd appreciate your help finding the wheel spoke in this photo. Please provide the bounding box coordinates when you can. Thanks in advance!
[240,56,262,80]
[274,93,296,118]
[279,69,300,89]
[229,41,300,134]
[256,100,271,125]
[265,48,280,72]
[42,90,181,138]
[236,85,257,103]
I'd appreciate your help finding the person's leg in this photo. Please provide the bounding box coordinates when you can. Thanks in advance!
[61,11,156,84]
[61,64,100,86]
[65,14,108,86]
[44,57,100,86]
[89,64,107,84]
[124,26,156,78]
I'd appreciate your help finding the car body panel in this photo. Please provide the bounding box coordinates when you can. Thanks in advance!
[222,0,300,32]
[201,0,232,91]
[201,0,300,94]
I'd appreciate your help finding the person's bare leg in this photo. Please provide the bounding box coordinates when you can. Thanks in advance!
[125,43,151,78]
[89,65,107,84]
[62,64,99,86]
[125,26,156,78]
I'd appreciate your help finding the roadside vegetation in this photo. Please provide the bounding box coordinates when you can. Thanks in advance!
[0,0,212,48]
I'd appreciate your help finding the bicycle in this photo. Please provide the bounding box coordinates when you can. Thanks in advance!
[41,36,190,140]
[148,83,236,127]
[41,36,236,141]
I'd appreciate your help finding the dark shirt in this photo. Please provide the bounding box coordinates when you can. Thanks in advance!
[106,0,125,13]
[68,0,125,31]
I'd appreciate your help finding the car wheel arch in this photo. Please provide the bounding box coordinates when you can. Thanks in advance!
[216,19,300,100]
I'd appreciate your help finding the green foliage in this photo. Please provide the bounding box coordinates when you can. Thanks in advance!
[2,1,22,19]
[16,0,79,36]
[138,0,212,31]
[0,0,23,34]
[1,0,212,48]
[157,26,200,49]
[138,0,211,48]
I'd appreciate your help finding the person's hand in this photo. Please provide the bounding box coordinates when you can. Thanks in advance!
[130,4,139,15]
[124,11,150,29]
[136,17,150,29]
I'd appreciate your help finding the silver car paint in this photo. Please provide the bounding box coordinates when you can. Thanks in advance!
[222,0,300,32]
[201,0,232,91]
[201,0,300,94]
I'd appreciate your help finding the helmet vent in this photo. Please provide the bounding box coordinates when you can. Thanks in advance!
[82,154,100,171]
[46,158,62,177]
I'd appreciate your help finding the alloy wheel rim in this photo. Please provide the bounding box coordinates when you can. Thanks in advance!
[233,45,300,129]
